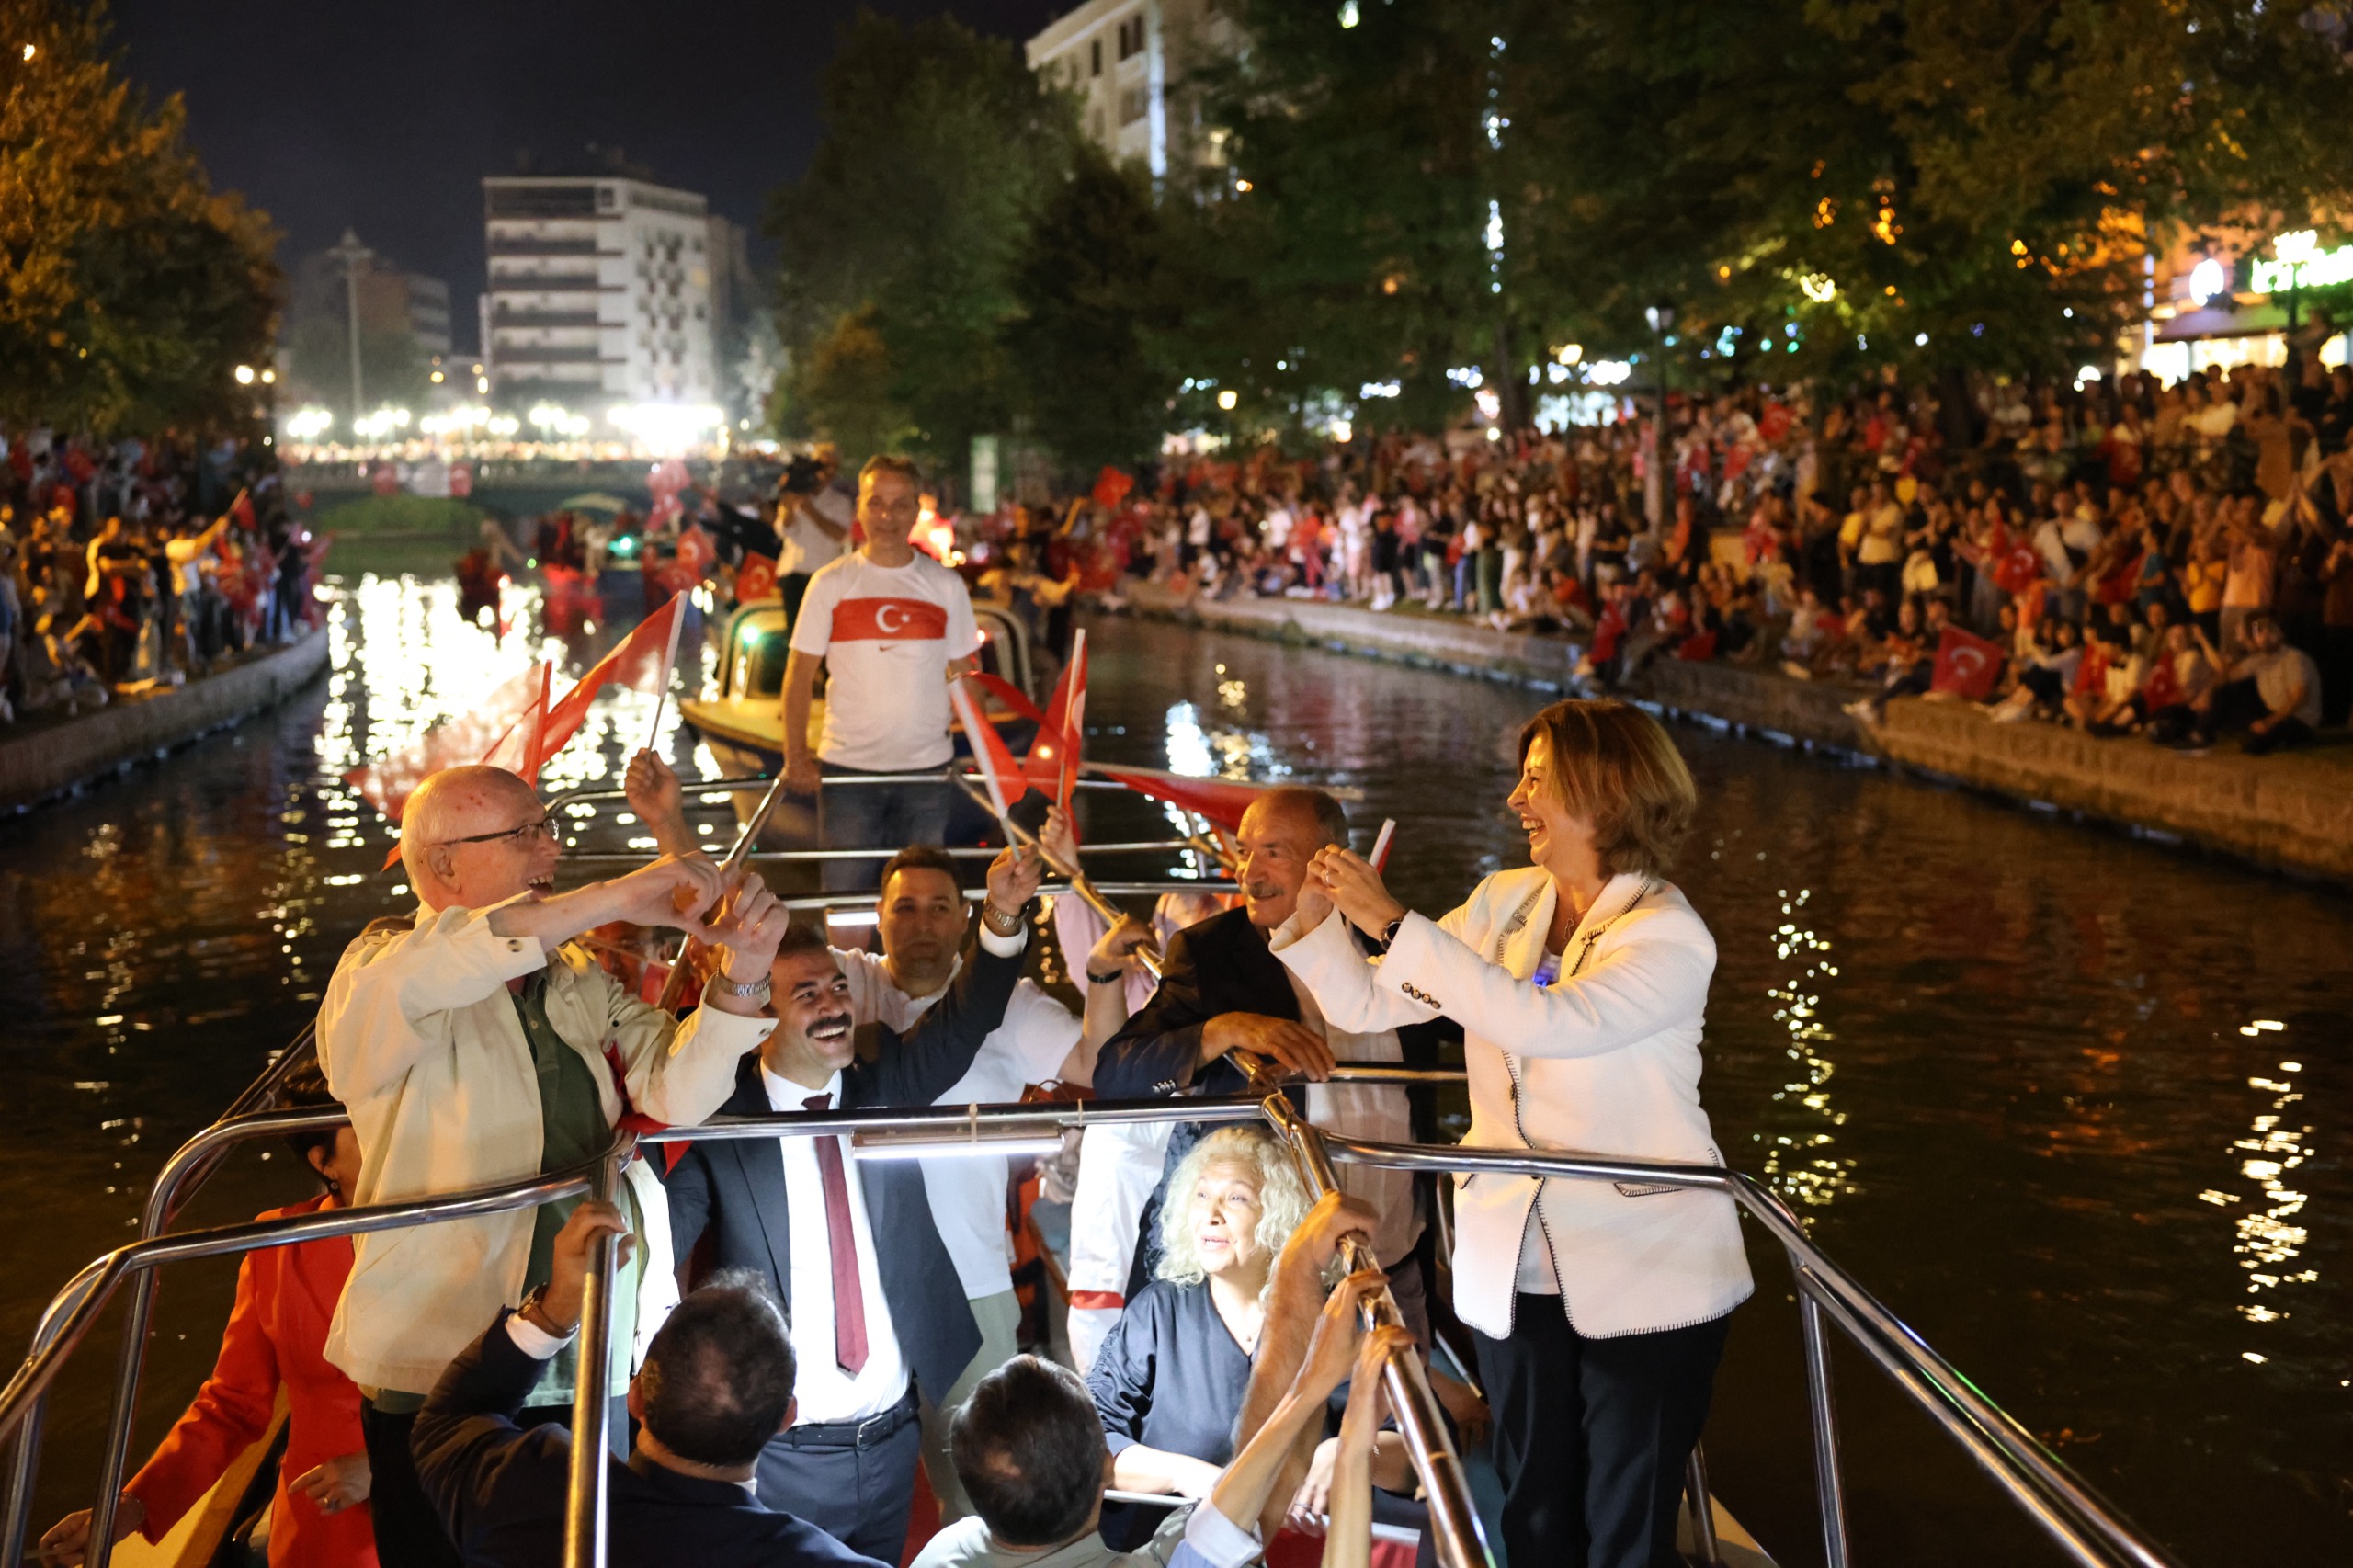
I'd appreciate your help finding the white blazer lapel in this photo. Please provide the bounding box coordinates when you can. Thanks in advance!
[1493,877,1554,981]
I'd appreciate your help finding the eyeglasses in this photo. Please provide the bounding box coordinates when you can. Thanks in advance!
[433,815,559,850]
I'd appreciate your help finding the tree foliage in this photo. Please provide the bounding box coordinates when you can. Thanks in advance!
[0,0,278,433]
[771,2,2353,466]
[1002,147,1176,471]
[769,10,1078,471]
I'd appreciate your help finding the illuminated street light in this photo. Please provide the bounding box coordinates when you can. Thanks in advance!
[1216,389,1239,411]
[233,364,256,385]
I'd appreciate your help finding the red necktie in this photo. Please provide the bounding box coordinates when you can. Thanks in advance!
[803,1094,870,1375]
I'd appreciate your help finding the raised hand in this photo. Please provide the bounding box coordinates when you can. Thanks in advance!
[609,854,725,937]
[1038,802,1080,874]
[984,839,1045,922]
[1306,846,1406,940]
[1293,1269,1386,1403]
[1087,914,1158,978]
[710,870,791,982]
[623,749,688,852]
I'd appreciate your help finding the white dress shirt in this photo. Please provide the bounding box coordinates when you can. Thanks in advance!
[759,1063,911,1424]
[836,949,1081,1301]
[1284,973,1422,1269]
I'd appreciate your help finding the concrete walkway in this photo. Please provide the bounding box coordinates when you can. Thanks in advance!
[1119,583,2353,885]
[0,628,332,813]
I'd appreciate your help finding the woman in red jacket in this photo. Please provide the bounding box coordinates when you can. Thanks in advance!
[40,1065,377,1567]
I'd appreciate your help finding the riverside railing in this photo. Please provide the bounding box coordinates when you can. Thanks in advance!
[5,1087,2188,1568]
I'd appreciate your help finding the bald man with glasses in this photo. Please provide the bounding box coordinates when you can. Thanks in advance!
[318,763,795,1568]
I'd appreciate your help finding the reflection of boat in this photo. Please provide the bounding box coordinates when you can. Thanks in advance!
[679,597,1041,841]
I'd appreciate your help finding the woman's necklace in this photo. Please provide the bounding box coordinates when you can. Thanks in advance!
[1214,1287,1266,1356]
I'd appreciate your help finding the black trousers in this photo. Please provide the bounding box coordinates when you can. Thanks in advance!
[754,1387,922,1563]
[1472,1298,1731,1568]
[359,1403,461,1568]
[361,1395,626,1568]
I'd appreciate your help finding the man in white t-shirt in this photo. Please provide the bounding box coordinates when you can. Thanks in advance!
[774,443,854,621]
[836,837,1151,1524]
[783,454,983,890]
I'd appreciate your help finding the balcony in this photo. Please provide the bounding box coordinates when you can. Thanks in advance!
[485,238,609,258]
[492,309,604,329]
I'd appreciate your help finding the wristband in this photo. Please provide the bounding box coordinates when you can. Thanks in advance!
[1086,969,1125,985]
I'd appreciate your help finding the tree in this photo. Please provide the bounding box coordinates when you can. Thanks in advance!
[769,10,1078,471]
[0,0,278,433]
[1500,0,2353,386]
[1184,2,1503,435]
[1002,148,1176,472]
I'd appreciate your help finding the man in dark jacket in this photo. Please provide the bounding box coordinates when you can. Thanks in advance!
[1093,788,1450,1338]
[665,841,1041,1563]
[414,1201,881,1568]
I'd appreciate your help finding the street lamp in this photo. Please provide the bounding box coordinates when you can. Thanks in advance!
[325,229,375,426]
[1643,302,1676,531]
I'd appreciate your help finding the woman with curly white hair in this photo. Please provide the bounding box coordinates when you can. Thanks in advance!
[1083,1123,1312,1548]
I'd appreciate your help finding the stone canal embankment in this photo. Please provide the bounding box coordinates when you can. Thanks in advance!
[0,628,331,813]
[1117,583,2353,885]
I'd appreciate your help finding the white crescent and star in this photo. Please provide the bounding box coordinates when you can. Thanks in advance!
[874,602,911,634]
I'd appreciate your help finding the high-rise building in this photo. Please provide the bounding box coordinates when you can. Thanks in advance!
[1025,0,1240,179]
[481,174,718,408]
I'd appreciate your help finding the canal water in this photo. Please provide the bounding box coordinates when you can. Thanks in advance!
[5,561,2346,1565]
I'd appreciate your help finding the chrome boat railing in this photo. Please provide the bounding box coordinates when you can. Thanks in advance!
[4,1082,2187,1568]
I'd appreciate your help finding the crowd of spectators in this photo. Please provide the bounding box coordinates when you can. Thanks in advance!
[1012,357,2353,758]
[0,431,317,724]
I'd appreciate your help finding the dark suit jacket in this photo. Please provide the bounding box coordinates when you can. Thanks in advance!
[1094,908,1454,1290]
[663,939,1021,1407]
[413,1312,883,1568]
[1095,906,1450,1121]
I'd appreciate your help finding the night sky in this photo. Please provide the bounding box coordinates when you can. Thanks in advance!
[109,0,1069,346]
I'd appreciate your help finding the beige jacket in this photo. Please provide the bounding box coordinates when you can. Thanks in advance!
[1274,868,1752,1340]
[317,899,773,1393]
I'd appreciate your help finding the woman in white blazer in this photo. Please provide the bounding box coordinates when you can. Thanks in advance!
[1269,699,1750,1568]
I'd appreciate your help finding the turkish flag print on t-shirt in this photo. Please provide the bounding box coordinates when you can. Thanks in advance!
[831,597,950,642]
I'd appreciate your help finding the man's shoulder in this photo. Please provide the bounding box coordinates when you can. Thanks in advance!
[907,1515,1001,1568]
[1170,904,1259,956]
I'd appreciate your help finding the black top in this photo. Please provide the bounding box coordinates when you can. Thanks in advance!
[1086,1277,1257,1549]
[414,1312,885,1568]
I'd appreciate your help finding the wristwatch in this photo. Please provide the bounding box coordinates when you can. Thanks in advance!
[1378,915,1407,950]
[712,972,773,1004]
[981,901,1027,937]
[517,1283,577,1338]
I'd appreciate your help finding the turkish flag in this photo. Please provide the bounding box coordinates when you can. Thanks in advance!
[530,594,686,774]
[1992,529,2044,595]
[1758,402,1793,443]
[736,552,779,604]
[950,676,1029,819]
[2143,657,2186,711]
[1025,631,1088,815]
[228,488,256,531]
[1929,626,2005,700]
[1092,466,1134,509]
[831,597,949,642]
[345,662,552,823]
[1096,765,1269,832]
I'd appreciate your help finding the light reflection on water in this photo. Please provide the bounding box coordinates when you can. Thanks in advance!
[1081,617,2349,1568]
